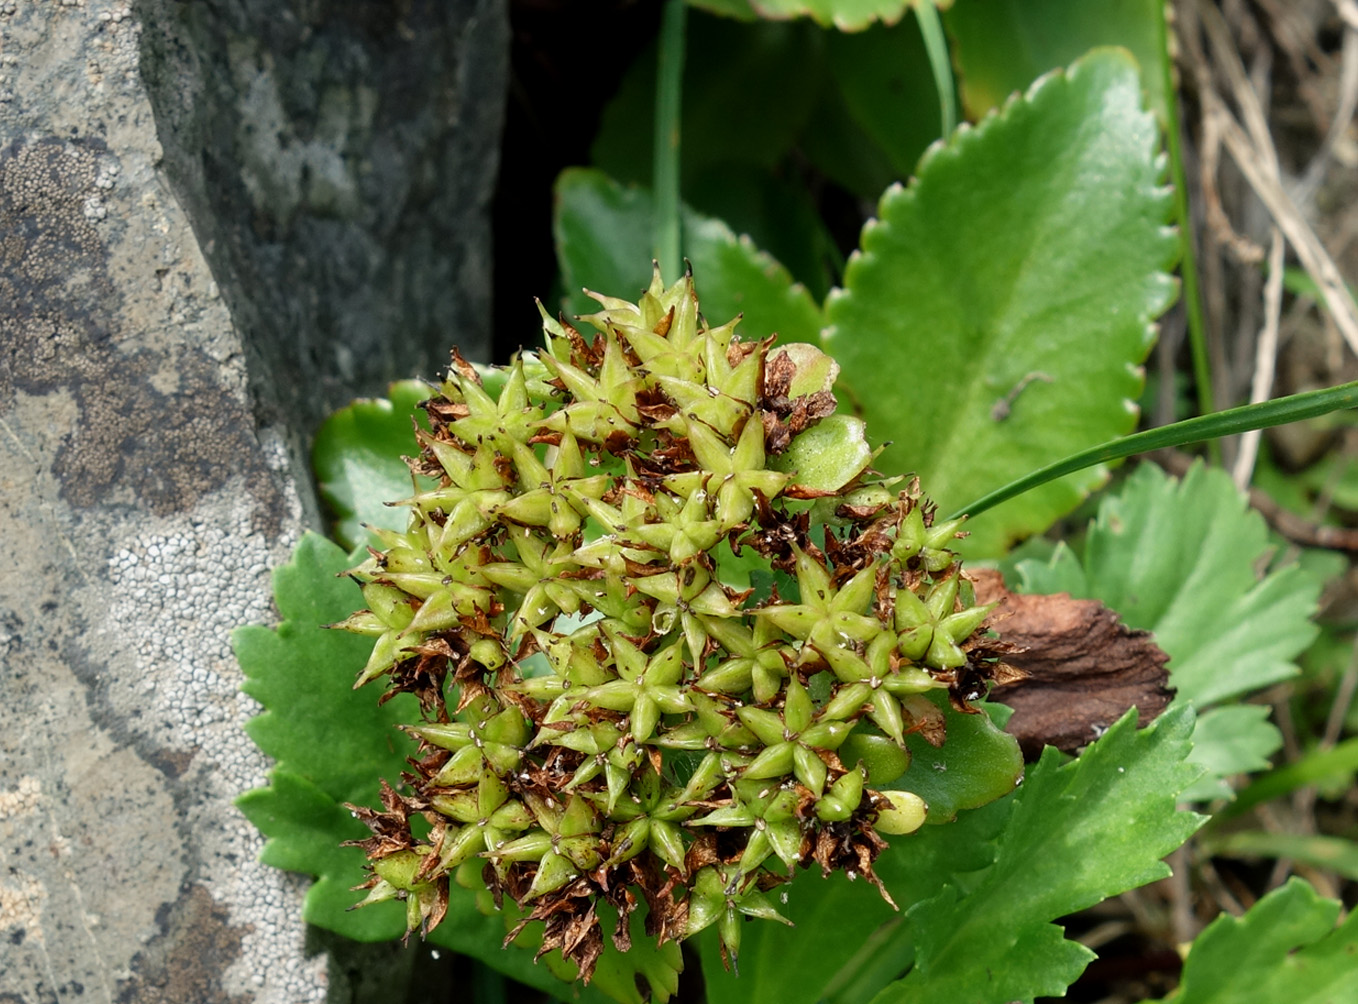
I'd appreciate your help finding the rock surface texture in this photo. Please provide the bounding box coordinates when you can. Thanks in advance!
[0,1,506,1001]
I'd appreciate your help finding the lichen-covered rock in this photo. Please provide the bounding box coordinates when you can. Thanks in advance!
[0,1,506,1001]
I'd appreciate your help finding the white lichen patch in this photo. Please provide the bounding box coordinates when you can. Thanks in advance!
[0,873,46,945]
[225,35,368,222]
[98,452,328,1003]
[0,780,49,947]
[0,775,42,818]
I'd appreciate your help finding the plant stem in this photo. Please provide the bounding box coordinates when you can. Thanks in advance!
[653,0,687,283]
[471,960,508,1004]
[1158,0,1217,428]
[949,380,1358,521]
[915,1,956,137]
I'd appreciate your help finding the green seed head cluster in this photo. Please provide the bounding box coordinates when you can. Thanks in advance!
[337,268,1002,982]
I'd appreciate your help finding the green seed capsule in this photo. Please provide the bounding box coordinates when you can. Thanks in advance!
[685,867,727,938]
[428,789,480,823]
[480,707,529,748]
[361,583,416,630]
[893,506,926,562]
[524,848,580,901]
[874,789,928,835]
[431,745,486,786]
[744,742,797,780]
[606,817,650,866]
[650,819,688,872]
[469,638,507,670]
[815,766,866,822]
[822,681,872,721]
[923,516,966,551]
[372,849,428,891]
[738,828,773,875]
[941,602,995,645]
[437,822,490,870]
[784,676,814,735]
[793,744,829,797]
[490,830,553,862]
[719,906,743,963]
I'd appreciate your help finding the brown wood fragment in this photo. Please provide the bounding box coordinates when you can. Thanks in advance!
[971,570,1173,758]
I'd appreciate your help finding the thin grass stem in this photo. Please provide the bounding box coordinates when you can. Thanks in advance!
[950,380,1358,521]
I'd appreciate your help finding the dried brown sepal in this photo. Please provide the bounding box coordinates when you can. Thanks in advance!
[758,346,839,454]
[343,779,417,859]
[809,813,894,909]
[449,346,482,384]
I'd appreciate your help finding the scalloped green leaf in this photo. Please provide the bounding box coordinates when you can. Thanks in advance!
[554,168,824,346]
[703,706,1199,1004]
[237,769,404,941]
[890,693,1023,824]
[945,0,1167,124]
[235,533,421,809]
[235,533,649,1004]
[1164,878,1358,1004]
[313,380,433,550]
[824,49,1178,557]
[1178,705,1281,802]
[871,706,1202,1004]
[689,0,927,31]
[700,786,1015,1004]
[233,535,428,945]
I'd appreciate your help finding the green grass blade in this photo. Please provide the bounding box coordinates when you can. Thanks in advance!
[1213,736,1358,823]
[914,1,955,137]
[1158,0,1216,424]
[1206,831,1358,882]
[950,380,1358,521]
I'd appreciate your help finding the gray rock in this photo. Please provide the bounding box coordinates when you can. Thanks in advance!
[0,1,506,1002]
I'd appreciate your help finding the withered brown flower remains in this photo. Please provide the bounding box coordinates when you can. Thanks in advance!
[334,268,1008,985]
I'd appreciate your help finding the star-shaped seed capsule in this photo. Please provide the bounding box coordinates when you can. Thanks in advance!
[734,676,852,797]
[754,548,881,677]
[666,416,789,530]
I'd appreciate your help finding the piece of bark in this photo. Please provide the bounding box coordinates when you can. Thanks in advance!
[970,570,1173,758]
